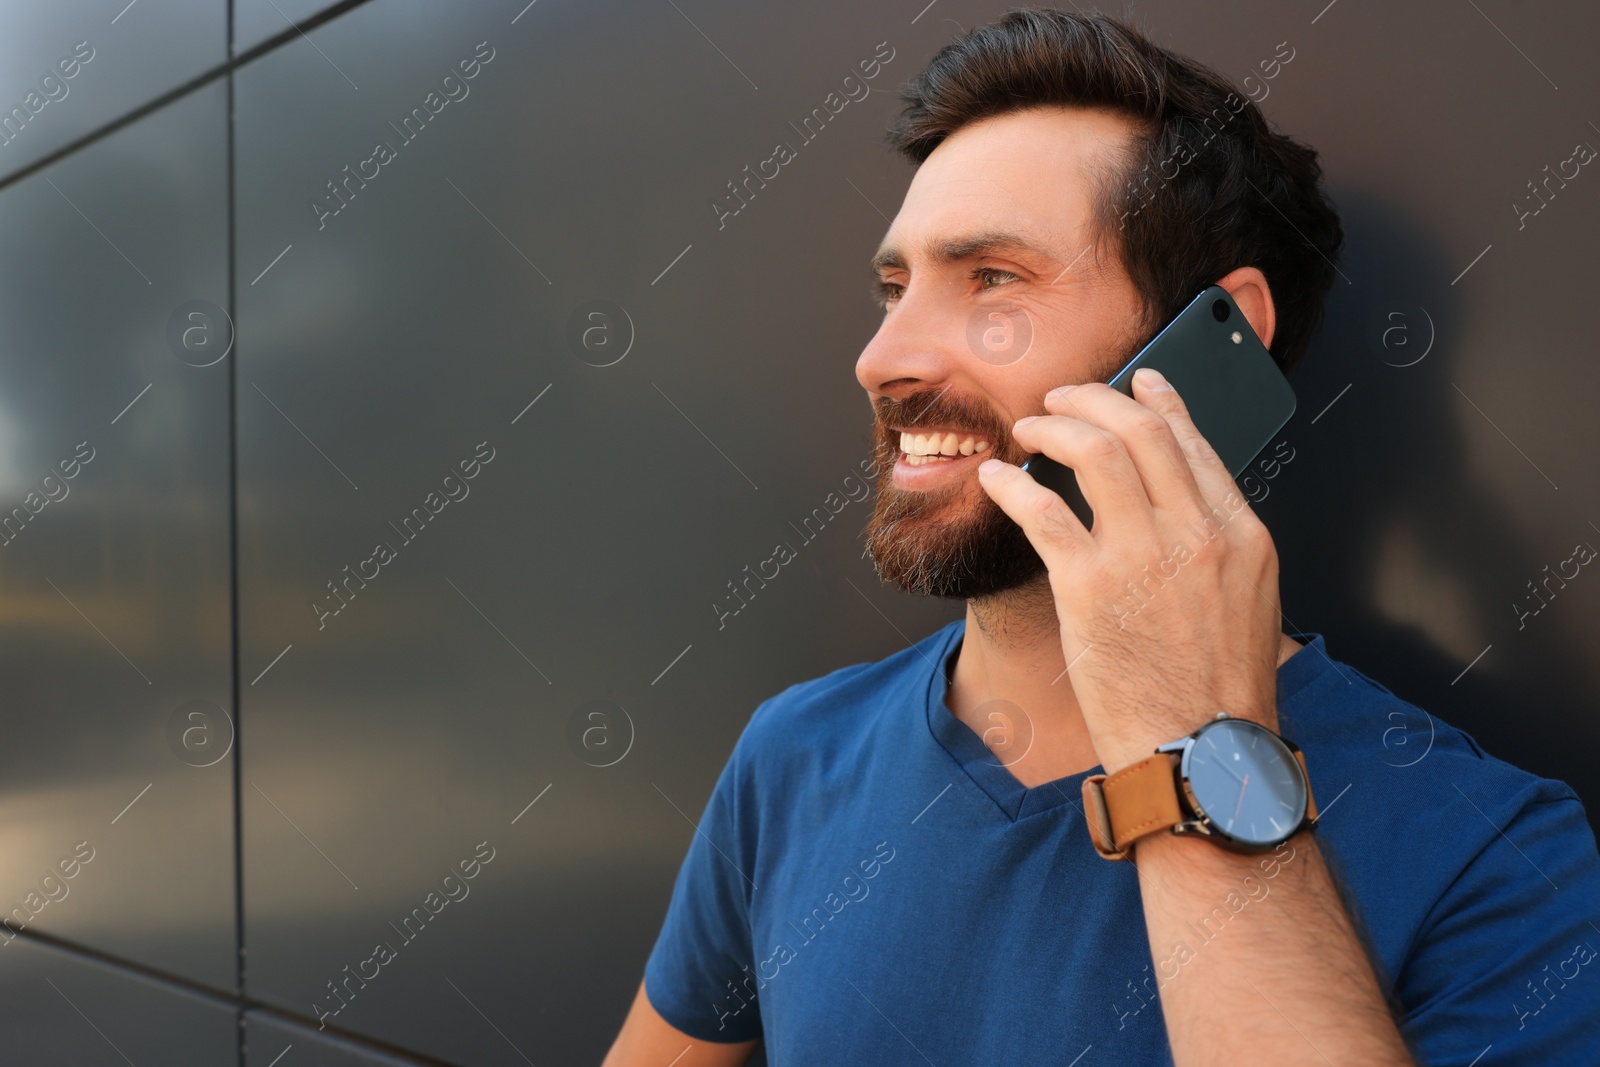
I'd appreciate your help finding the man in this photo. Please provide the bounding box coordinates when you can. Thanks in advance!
[606,10,1600,1065]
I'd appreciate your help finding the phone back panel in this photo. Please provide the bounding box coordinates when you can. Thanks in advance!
[1023,285,1297,527]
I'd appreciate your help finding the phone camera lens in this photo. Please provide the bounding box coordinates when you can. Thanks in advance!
[1211,299,1230,322]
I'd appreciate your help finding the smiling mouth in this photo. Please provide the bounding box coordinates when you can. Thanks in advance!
[897,430,993,467]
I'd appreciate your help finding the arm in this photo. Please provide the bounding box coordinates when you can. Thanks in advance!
[977,350,1413,1063]
[1135,829,1409,1065]
[603,980,759,1067]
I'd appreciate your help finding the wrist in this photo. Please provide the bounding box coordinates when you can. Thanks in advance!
[1095,704,1278,774]
[1082,712,1313,862]
[1133,820,1310,870]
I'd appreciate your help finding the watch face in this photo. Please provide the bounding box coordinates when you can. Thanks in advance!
[1182,719,1307,848]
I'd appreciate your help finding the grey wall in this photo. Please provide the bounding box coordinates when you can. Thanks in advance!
[0,1,224,182]
[0,64,235,991]
[0,0,1595,1063]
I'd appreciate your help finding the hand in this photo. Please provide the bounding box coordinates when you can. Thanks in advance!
[975,368,1283,773]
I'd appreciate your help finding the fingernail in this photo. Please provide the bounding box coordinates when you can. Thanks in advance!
[978,458,1005,475]
[1134,367,1171,390]
[1014,415,1039,429]
[1045,384,1077,400]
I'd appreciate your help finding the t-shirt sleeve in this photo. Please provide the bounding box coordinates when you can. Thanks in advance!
[643,733,763,1044]
[1395,781,1600,1065]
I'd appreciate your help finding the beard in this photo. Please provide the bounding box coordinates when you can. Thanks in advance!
[863,386,1048,600]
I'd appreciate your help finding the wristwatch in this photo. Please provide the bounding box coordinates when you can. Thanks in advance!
[1081,713,1316,861]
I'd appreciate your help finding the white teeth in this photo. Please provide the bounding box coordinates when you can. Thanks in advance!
[900,431,993,459]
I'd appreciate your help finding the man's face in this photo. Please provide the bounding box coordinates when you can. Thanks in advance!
[857,106,1152,599]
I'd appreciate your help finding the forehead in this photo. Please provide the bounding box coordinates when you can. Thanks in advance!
[875,106,1137,269]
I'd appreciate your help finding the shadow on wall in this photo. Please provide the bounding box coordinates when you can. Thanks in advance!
[1267,186,1600,837]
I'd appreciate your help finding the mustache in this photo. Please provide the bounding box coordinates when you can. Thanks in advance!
[873,387,1007,437]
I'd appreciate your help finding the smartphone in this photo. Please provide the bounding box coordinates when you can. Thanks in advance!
[1020,285,1296,527]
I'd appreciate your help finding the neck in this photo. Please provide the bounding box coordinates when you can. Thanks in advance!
[946,574,1303,787]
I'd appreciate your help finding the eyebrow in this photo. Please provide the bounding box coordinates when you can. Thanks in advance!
[868,230,1059,275]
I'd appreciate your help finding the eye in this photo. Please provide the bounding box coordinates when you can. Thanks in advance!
[871,267,1017,308]
[971,266,1020,290]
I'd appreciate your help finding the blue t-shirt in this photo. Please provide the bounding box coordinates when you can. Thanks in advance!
[645,621,1600,1064]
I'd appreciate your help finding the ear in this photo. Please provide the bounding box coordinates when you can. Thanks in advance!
[1213,266,1276,351]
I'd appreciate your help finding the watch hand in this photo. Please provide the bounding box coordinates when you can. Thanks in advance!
[1231,773,1249,824]
[1215,757,1246,785]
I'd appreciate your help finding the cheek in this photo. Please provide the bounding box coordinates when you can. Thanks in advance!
[961,379,1043,461]
[1043,288,1150,382]
[983,316,1110,414]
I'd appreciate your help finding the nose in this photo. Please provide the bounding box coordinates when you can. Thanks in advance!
[855,286,964,400]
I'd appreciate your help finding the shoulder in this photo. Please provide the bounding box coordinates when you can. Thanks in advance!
[1288,644,1600,1058]
[1281,639,1595,943]
[726,619,961,777]
[1284,643,1582,816]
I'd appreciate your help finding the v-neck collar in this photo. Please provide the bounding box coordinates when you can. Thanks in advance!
[921,623,1094,822]
[920,620,1337,823]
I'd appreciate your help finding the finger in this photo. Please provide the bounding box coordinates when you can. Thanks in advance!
[1042,382,1208,515]
[974,456,1093,556]
[1127,368,1241,511]
[1010,412,1155,531]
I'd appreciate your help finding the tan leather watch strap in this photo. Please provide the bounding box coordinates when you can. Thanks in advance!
[1081,744,1318,861]
[1297,750,1317,820]
[1081,753,1182,861]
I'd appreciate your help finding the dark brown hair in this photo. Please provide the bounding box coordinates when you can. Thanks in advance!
[886,8,1343,374]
